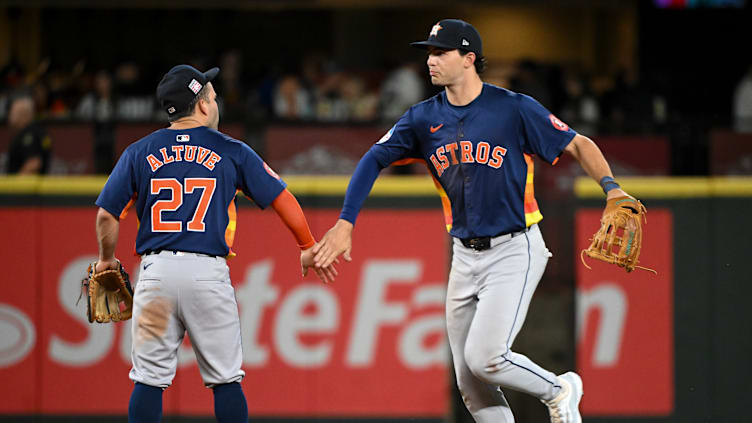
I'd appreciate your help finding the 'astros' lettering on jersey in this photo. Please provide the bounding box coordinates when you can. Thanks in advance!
[370,83,577,239]
[96,126,286,257]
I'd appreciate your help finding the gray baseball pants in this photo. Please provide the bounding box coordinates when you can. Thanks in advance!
[446,224,561,422]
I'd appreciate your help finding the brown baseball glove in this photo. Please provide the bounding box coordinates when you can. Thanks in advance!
[80,260,134,323]
[581,196,656,274]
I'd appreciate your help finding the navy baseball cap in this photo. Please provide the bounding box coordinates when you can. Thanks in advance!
[411,19,483,57]
[156,65,219,116]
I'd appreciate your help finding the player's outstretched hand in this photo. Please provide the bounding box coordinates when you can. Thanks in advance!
[312,219,353,269]
[302,244,338,284]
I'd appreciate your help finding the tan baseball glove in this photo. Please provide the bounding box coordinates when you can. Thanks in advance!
[80,260,134,323]
[581,196,656,274]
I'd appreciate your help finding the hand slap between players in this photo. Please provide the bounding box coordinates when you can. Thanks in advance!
[313,219,353,269]
[302,242,338,284]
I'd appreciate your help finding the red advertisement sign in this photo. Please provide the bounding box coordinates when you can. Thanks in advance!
[0,208,450,417]
[575,208,674,416]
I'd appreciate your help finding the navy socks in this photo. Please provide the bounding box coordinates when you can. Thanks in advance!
[128,382,163,423]
[213,382,249,423]
[127,381,247,422]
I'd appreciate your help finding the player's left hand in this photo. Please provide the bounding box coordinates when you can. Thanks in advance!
[606,187,629,200]
[313,219,353,269]
[302,244,338,284]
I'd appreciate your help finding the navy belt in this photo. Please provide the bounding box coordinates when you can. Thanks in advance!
[143,250,217,258]
[459,227,531,251]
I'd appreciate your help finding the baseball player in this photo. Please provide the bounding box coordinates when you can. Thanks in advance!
[313,19,635,423]
[93,64,336,423]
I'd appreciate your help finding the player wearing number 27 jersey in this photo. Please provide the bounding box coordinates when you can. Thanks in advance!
[97,125,281,257]
[93,65,335,423]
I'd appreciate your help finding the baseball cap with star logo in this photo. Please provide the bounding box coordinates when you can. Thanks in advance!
[410,19,483,56]
[156,64,219,117]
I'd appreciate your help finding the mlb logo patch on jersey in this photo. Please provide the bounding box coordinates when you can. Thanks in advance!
[376,126,395,144]
[548,114,570,131]
[188,79,203,94]
[176,134,190,142]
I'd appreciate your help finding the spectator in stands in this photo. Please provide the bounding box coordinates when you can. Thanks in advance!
[273,74,314,120]
[314,67,349,122]
[379,61,425,122]
[512,60,552,109]
[114,62,153,120]
[76,70,117,173]
[340,74,378,122]
[560,70,600,136]
[600,67,653,134]
[46,69,74,119]
[32,81,50,119]
[0,60,26,122]
[5,93,52,174]
[733,65,752,133]
[217,49,246,121]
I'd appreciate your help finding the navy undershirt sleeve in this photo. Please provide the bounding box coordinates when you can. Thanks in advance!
[339,149,386,225]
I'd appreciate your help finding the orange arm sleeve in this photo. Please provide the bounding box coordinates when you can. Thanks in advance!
[270,188,316,250]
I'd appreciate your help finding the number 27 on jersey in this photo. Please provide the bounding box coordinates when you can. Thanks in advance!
[150,178,216,233]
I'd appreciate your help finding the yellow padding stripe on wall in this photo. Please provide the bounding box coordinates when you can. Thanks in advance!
[0,175,439,196]
[575,177,752,198]
[0,176,109,195]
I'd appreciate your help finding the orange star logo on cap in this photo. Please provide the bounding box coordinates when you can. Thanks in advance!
[429,23,442,37]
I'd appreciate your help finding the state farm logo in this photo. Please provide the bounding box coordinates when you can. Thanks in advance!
[2,256,447,370]
[576,283,626,366]
[0,304,36,368]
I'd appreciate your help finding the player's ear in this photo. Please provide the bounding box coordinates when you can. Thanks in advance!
[197,97,209,116]
[464,52,476,69]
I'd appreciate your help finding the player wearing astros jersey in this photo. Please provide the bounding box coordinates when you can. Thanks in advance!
[93,65,336,423]
[313,20,635,423]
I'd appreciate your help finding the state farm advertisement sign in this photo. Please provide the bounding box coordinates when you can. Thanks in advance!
[0,209,450,417]
[575,208,674,416]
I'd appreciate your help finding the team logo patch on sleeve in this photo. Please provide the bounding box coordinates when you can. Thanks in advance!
[263,162,281,180]
[376,126,395,144]
[549,114,570,131]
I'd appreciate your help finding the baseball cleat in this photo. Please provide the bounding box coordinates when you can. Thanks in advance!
[542,371,583,423]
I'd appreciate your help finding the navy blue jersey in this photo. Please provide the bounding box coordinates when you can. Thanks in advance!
[369,83,576,239]
[96,126,286,256]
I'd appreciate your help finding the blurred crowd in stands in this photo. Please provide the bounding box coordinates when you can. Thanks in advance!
[1,50,680,129]
[2,49,752,175]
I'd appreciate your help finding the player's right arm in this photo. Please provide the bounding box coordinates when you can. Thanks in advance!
[236,143,337,283]
[563,134,629,200]
[95,207,120,272]
[313,110,419,268]
[312,150,384,268]
[94,146,136,273]
[269,188,338,284]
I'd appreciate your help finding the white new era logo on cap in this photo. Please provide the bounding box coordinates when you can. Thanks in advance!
[462,38,470,46]
[188,79,202,94]
[176,135,190,142]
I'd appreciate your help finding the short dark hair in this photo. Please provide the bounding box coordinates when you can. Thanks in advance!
[458,50,487,75]
[167,86,210,122]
